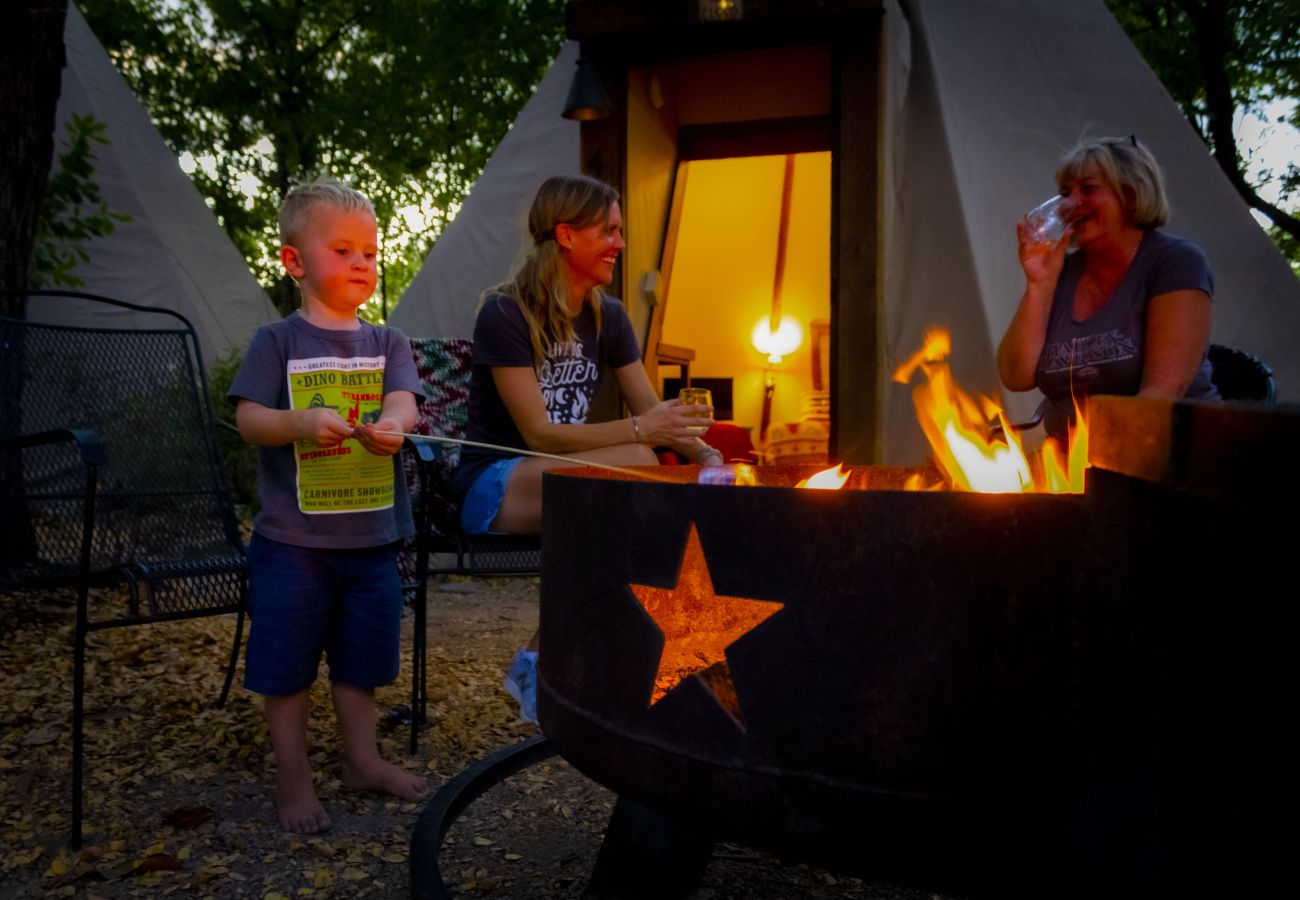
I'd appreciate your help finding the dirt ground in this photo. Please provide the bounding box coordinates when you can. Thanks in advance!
[1,577,952,899]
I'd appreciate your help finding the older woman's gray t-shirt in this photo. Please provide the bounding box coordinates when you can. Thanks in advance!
[1036,229,1218,440]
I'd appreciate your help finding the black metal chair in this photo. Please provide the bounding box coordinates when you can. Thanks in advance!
[399,337,540,751]
[0,290,247,848]
[1208,343,1275,402]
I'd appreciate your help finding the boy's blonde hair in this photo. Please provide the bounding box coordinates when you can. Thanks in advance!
[1055,136,1169,229]
[492,174,618,373]
[278,177,375,245]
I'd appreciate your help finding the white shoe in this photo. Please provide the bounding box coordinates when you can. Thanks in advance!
[504,646,539,725]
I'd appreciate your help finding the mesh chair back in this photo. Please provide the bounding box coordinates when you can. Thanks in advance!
[398,337,540,579]
[1,292,244,620]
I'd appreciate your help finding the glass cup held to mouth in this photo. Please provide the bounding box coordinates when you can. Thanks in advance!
[1024,194,1076,245]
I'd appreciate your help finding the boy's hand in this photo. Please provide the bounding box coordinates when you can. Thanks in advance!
[353,418,405,456]
[301,408,354,448]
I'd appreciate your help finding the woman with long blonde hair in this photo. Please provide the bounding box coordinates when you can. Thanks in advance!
[452,174,721,722]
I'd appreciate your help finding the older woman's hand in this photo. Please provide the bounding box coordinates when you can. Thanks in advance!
[1017,217,1072,287]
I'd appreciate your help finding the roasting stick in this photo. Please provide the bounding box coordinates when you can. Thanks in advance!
[372,430,681,483]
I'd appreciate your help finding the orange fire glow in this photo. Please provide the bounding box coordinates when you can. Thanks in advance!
[796,464,851,490]
[893,328,1087,493]
[629,525,784,713]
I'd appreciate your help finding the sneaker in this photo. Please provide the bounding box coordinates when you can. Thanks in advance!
[504,646,539,725]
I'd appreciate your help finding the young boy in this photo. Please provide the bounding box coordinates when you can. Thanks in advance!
[229,178,429,833]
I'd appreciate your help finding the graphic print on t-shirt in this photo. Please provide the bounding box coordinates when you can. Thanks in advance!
[1040,329,1138,380]
[538,338,600,424]
[287,355,393,514]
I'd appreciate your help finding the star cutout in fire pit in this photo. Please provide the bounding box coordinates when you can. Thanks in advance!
[629,525,783,715]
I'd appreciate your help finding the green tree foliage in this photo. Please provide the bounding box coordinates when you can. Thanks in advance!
[79,0,567,318]
[1107,0,1300,268]
[33,113,132,289]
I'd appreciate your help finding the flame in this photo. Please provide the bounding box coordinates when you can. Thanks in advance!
[796,464,851,490]
[894,329,1086,493]
[1037,396,1088,493]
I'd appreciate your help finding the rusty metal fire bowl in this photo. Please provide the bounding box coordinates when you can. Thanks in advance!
[535,465,1115,887]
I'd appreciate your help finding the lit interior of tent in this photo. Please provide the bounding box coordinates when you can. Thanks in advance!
[655,153,829,448]
[626,47,834,462]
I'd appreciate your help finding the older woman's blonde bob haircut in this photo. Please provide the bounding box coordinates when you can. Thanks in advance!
[1055,136,1169,229]
[278,177,375,246]
[494,174,620,373]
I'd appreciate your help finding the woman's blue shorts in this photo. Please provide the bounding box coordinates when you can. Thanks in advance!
[460,456,524,534]
[244,533,403,696]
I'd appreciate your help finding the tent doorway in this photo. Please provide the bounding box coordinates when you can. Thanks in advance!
[653,151,830,450]
[577,10,883,460]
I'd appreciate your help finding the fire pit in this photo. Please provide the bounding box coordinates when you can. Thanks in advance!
[538,464,1096,893]
[536,400,1299,897]
[410,395,1296,899]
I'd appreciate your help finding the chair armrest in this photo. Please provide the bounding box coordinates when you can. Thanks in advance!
[1008,400,1046,432]
[0,428,106,466]
[404,436,441,464]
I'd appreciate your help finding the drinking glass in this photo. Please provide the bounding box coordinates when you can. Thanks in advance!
[678,386,713,436]
[1024,194,1075,244]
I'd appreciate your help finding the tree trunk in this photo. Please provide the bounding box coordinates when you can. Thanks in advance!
[0,0,70,313]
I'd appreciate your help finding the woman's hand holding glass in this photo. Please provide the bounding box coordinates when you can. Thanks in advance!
[635,397,713,446]
[1016,216,1072,287]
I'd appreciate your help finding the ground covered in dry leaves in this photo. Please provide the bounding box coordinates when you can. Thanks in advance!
[1,577,949,900]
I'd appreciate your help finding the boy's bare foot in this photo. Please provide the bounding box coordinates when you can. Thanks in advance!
[277,771,332,834]
[342,757,432,802]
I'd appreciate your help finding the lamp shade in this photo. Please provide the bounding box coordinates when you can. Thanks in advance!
[562,58,613,121]
[752,315,803,363]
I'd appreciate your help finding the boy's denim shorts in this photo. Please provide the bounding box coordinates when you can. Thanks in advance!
[244,533,403,696]
[460,456,524,534]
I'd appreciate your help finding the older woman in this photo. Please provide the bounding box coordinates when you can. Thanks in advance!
[997,136,1219,441]
[452,174,721,722]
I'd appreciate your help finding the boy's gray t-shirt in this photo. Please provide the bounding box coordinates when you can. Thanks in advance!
[1036,229,1219,439]
[228,312,421,549]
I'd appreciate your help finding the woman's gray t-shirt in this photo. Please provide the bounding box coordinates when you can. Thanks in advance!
[1036,229,1218,440]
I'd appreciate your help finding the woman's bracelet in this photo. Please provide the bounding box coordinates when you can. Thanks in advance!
[696,445,723,464]
[631,415,640,443]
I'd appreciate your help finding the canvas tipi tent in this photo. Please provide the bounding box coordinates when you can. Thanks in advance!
[389,41,581,340]
[393,0,1300,465]
[32,4,277,363]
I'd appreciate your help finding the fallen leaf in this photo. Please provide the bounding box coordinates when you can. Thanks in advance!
[472,836,494,846]
[22,724,60,746]
[132,853,183,875]
[162,806,216,829]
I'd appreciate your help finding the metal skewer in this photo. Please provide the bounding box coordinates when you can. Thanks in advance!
[373,430,681,483]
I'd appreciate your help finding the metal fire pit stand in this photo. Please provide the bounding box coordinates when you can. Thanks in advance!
[409,735,556,900]
[408,735,723,899]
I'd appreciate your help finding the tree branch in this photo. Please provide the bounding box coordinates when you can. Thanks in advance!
[1178,0,1300,242]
